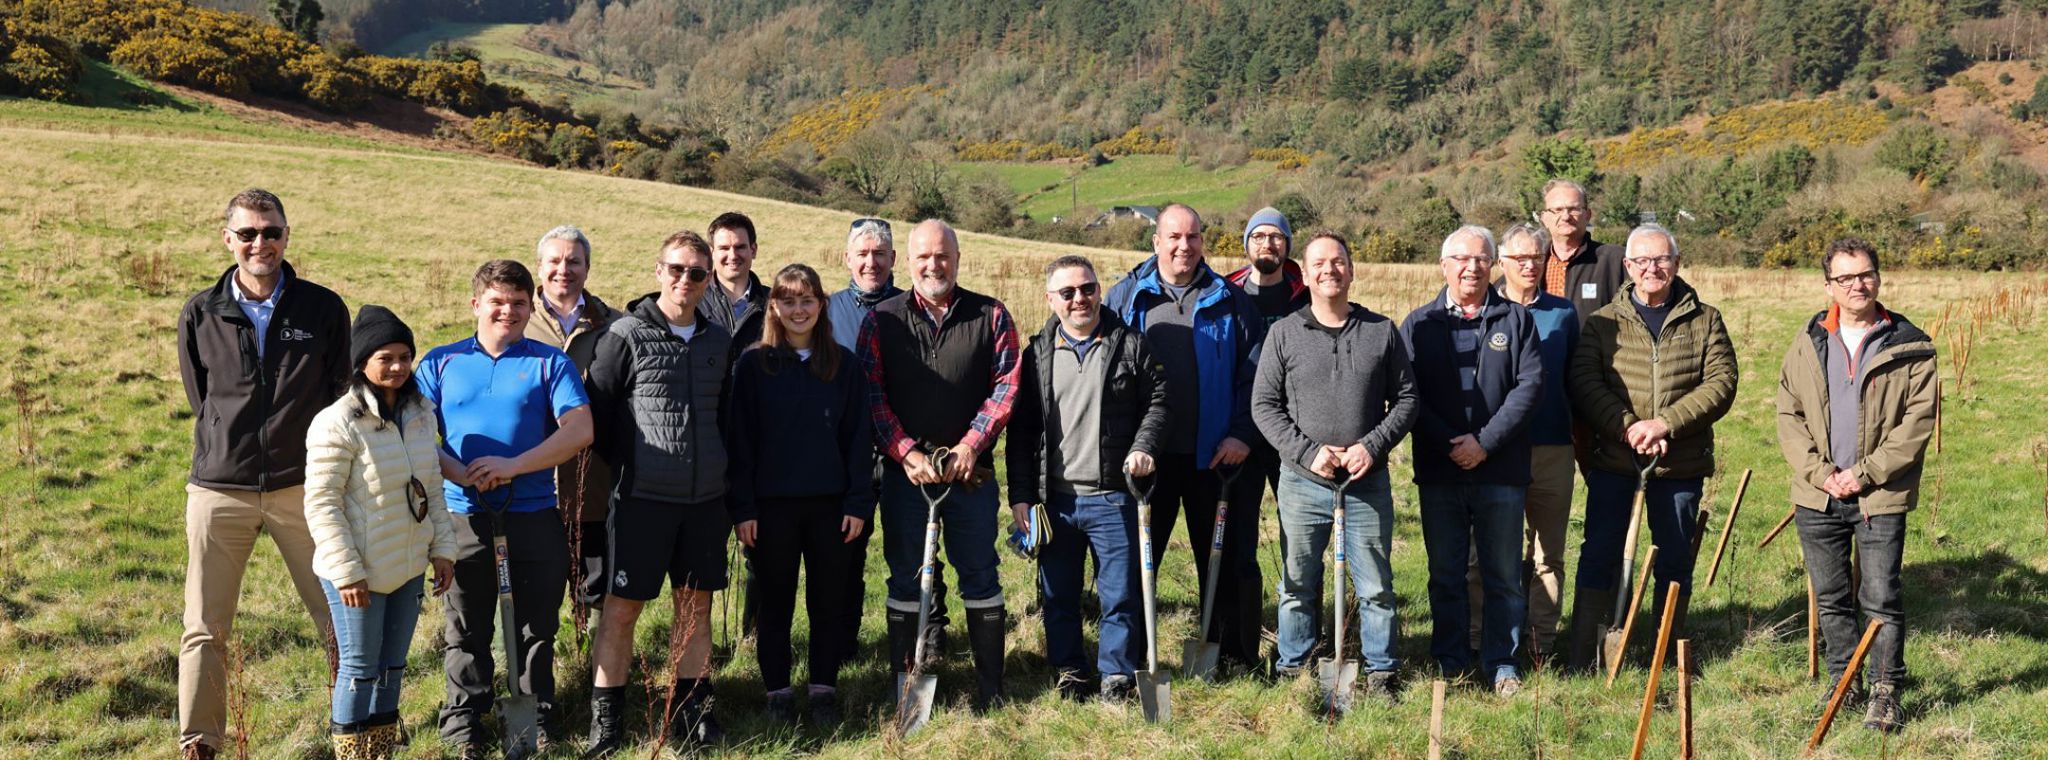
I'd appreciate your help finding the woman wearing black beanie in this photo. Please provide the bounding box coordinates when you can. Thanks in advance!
[303,304,457,758]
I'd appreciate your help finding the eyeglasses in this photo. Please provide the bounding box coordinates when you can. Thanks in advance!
[1049,282,1100,301]
[1626,255,1677,269]
[851,217,892,233]
[1248,232,1286,245]
[1542,207,1588,218]
[228,226,286,243]
[661,263,711,283]
[1500,254,1543,267]
[406,477,430,523]
[1827,270,1879,288]
[1444,254,1494,268]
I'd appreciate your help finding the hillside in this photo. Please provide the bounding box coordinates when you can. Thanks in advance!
[5,68,2048,759]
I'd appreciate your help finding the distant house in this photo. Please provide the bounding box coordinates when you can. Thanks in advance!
[1086,205,1162,228]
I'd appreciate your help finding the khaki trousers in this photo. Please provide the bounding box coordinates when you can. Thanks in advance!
[178,484,335,751]
[1467,444,1576,653]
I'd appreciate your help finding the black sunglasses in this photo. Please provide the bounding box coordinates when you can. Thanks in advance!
[1050,282,1100,301]
[406,477,430,523]
[228,226,286,243]
[851,217,891,232]
[662,263,711,283]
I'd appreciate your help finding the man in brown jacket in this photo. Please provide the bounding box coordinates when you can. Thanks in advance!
[1775,238,1936,733]
[1564,223,1737,671]
[526,225,624,626]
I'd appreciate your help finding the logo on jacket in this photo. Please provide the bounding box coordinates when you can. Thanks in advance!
[280,327,315,342]
[1488,332,1509,351]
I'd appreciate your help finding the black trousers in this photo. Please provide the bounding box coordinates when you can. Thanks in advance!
[1145,454,1265,666]
[439,509,569,745]
[1796,497,1907,684]
[752,496,854,690]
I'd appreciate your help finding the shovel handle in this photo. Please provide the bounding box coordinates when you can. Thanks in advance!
[1137,485,1160,670]
[1330,471,1350,664]
[1612,483,1650,623]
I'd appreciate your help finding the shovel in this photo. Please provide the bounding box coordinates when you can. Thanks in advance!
[894,448,955,736]
[1315,470,1359,718]
[1128,470,1172,722]
[1598,454,1660,675]
[1181,465,1241,681]
[472,486,541,760]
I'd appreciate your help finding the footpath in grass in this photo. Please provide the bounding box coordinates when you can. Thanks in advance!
[0,108,2045,758]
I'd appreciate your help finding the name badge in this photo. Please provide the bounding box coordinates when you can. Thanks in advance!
[1580,282,1599,300]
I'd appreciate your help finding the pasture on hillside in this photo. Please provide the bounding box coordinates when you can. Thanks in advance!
[1,93,2046,759]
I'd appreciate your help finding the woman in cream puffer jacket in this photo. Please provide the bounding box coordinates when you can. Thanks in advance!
[303,305,455,759]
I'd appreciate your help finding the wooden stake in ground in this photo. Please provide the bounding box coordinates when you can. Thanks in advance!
[1629,583,1683,760]
[1677,639,1694,760]
[1606,544,1660,688]
[1806,575,1820,680]
[1809,619,1884,750]
[1705,469,1751,586]
[1757,505,1797,550]
[1429,679,1447,760]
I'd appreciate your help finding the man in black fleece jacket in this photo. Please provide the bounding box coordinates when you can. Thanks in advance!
[1398,225,1544,695]
[1251,233,1418,694]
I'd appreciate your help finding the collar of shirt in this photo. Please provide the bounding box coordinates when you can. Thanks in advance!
[228,273,284,309]
[1056,323,1100,361]
[911,288,954,327]
[544,293,586,337]
[1443,289,1488,319]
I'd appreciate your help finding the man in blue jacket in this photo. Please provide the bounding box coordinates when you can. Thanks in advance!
[1103,203,1267,675]
[1400,226,1544,696]
[824,217,904,675]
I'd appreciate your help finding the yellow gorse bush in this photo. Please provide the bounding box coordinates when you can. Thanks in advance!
[1597,98,1891,172]
[759,85,937,158]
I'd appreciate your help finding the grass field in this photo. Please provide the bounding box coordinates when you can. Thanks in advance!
[3,85,2048,760]
[974,156,1287,222]
[372,22,647,115]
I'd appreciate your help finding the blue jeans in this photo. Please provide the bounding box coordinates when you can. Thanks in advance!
[1038,490,1139,678]
[321,574,425,726]
[1576,468,1704,609]
[1419,483,1527,678]
[881,466,1003,608]
[1275,467,1398,672]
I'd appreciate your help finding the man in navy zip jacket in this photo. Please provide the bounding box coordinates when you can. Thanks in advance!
[824,217,906,675]
[1400,225,1544,695]
[1103,203,1267,675]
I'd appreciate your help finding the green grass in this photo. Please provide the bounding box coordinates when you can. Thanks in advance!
[971,155,1287,221]
[371,22,647,115]
[2,98,2047,759]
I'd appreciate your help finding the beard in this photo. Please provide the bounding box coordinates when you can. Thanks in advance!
[915,278,955,302]
[1251,255,1283,275]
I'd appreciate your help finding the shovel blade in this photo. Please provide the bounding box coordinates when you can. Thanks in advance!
[894,673,938,736]
[1136,670,1172,723]
[1316,658,1359,717]
[497,694,541,760]
[1180,641,1220,681]
[1600,625,1623,672]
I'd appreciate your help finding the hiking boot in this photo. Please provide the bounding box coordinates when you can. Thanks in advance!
[807,689,843,726]
[765,690,798,724]
[1566,588,1617,674]
[1362,670,1399,699]
[668,678,725,748]
[1863,681,1902,733]
[1055,669,1093,701]
[583,686,625,759]
[966,604,1009,711]
[1100,673,1136,703]
[180,744,217,760]
[1818,673,1865,712]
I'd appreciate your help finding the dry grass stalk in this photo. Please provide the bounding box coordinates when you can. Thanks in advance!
[120,248,179,296]
[225,639,253,760]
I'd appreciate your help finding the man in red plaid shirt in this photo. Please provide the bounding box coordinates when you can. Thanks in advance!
[856,219,1023,711]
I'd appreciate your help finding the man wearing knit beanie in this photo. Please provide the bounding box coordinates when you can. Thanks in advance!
[1226,206,1308,578]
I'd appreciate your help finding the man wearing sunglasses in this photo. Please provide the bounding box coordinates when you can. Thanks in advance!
[583,231,737,753]
[1534,179,1627,328]
[858,219,1024,711]
[176,188,352,760]
[825,217,905,669]
[1102,203,1267,678]
[1006,255,1169,701]
[1776,238,1934,733]
[1565,224,1737,671]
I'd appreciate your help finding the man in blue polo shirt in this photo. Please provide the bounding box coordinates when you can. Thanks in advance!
[417,260,593,759]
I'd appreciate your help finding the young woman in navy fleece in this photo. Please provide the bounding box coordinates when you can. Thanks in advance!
[727,263,876,726]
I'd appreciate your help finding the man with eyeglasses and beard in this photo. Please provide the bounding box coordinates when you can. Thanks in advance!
[582,231,738,754]
[176,188,351,760]
[1226,207,1307,515]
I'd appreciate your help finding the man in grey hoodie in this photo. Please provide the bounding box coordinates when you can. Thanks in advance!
[1252,232,1419,696]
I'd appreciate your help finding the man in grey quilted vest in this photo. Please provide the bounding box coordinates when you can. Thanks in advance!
[582,230,736,754]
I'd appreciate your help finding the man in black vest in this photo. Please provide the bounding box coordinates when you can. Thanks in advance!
[857,219,1024,710]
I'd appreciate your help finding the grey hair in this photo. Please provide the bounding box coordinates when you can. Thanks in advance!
[1500,222,1548,253]
[536,225,591,263]
[1625,223,1680,259]
[1540,178,1589,204]
[1440,224,1498,260]
[848,219,894,251]
[1044,254,1096,283]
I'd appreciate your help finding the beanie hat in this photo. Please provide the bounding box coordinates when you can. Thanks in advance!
[1244,206,1293,253]
[350,304,415,370]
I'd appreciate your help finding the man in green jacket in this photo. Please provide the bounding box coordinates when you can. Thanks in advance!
[1564,223,1737,671]
[1775,238,1936,733]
